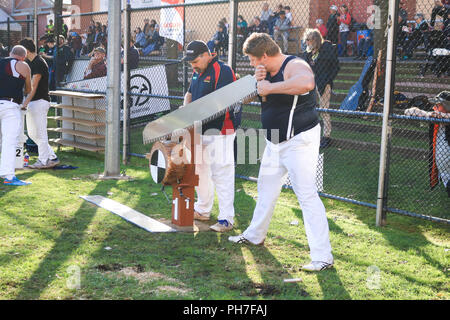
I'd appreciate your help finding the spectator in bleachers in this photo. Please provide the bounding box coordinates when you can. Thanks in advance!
[273,4,284,21]
[121,39,139,71]
[143,18,152,36]
[260,3,273,33]
[52,35,74,85]
[151,19,160,32]
[326,5,339,45]
[402,13,430,60]
[237,15,248,36]
[134,27,146,48]
[220,18,229,34]
[46,19,54,38]
[397,1,409,54]
[354,30,373,60]
[419,21,450,77]
[207,23,228,54]
[84,47,107,79]
[237,15,248,55]
[273,10,291,54]
[151,19,165,48]
[86,25,96,55]
[338,4,352,57]
[284,6,292,24]
[101,24,108,46]
[316,19,328,38]
[39,37,55,71]
[141,24,161,56]
[93,26,104,49]
[248,17,268,35]
[303,29,340,148]
[69,30,82,58]
[431,0,449,27]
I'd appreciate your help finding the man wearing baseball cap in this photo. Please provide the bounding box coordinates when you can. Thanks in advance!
[84,47,106,79]
[404,91,450,197]
[181,40,239,232]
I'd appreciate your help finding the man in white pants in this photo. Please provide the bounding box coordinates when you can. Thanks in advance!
[182,40,238,232]
[0,45,32,186]
[20,38,59,169]
[229,33,334,272]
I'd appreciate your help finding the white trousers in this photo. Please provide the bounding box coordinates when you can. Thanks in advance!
[0,101,21,180]
[194,133,236,224]
[26,99,56,163]
[243,124,333,263]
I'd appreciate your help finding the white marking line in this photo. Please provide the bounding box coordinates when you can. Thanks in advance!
[81,195,176,233]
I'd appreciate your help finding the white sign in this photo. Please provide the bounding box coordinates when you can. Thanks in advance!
[65,65,170,119]
[160,0,184,45]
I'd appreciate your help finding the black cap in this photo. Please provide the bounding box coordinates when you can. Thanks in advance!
[182,40,210,62]
[430,91,450,112]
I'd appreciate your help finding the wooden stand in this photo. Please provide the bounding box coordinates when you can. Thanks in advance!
[170,128,199,227]
[48,90,106,152]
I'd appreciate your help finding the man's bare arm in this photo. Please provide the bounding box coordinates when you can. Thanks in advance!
[258,59,315,96]
[16,61,32,95]
[22,74,42,108]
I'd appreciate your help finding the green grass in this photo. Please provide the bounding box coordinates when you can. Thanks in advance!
[0,149,448,300]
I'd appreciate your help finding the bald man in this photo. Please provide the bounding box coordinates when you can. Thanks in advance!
[0,45,32,186]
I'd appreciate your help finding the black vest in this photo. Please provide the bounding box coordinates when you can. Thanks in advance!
[261,55,319,143]
[0,58,25,104]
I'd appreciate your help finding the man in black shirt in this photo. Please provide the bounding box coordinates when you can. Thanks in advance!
[19,38,59,169]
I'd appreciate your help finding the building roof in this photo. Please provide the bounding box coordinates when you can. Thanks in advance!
[0,8,22,31]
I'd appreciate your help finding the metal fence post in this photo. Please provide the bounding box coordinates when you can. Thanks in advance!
[227,0,238,71]
[376,0,399,227]
[123,0,131,165]
[54,0,63,89]
[104,0,122,177]
[34,0,38,52]
[183,4,189,94]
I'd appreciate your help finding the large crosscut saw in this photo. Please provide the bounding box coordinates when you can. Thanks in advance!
[142,75,257,144]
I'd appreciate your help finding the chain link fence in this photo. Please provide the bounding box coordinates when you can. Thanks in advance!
[40,0,449,224]
[0,18,35,53]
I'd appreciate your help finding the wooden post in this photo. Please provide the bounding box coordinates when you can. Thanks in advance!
[171,128,199,227]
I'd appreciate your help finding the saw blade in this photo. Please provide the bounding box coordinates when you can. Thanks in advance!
[143,75,257,144]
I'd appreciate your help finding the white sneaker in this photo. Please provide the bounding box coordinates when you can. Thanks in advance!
[210,220,233,232]
[228,234,264,245]
[301,261,334,272]
[46,157,60,168]
[29,159,50,169]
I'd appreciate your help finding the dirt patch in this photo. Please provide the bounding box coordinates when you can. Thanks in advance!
[119,267,175,284]
[95,263,124,272]
[226,282,282,297]
[154,285,191,295]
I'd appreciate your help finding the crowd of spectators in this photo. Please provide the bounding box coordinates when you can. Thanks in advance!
[206,2,295,56]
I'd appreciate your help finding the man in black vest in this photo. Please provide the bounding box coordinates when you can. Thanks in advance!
[0,45,32,186]
[228,33,333,272]
[20,38,59,169]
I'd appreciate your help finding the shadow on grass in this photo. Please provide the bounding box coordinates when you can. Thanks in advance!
[14,171,118,299]
[289,199,352,300]
[349,205,449,275]
[71,176,314,299]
